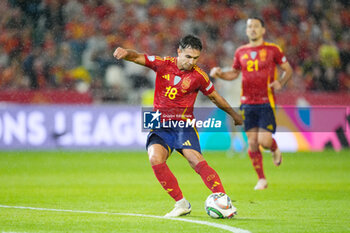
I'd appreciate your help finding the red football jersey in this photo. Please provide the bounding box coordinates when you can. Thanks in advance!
[232,42,287,105]
[144,54,215,120]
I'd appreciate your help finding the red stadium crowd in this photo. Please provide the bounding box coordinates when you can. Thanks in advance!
[0,0,349,102]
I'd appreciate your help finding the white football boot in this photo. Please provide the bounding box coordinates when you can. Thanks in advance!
[254,178,268,190]
[164,198,191,217]
[272,147,282,166]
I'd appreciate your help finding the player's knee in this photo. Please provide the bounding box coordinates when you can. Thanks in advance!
[148,153,166,166]
[248,140,259,151]
[258,138,271,149]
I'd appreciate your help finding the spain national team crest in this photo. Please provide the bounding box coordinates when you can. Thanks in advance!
[259,49,267,61]
[181,76,191,90]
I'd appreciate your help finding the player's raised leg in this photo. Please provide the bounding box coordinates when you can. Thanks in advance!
[258,130,282,166]
[183,148,237,216]
[148,143,191,217]
[247,128,267,190]
[182,149,226,193]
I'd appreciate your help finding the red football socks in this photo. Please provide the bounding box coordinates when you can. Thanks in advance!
[248,149,266,179]
[152,162,183,201]
[270,138,278,152]
[195,161,225,193]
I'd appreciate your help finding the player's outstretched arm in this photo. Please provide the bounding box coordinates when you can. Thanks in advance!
[113,47,146,66]
[207,90,243,126]
[210,67,240,81]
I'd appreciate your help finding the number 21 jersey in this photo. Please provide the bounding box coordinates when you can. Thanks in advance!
[233,42,288,105]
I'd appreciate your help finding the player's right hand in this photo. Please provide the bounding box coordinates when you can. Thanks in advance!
[233,114,243,126]
[209,67,222,78]
[113,47,127,60]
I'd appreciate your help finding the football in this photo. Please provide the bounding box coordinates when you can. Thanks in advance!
[205,192,237,219]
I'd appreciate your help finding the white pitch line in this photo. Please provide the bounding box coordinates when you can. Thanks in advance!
[0,205,251,233]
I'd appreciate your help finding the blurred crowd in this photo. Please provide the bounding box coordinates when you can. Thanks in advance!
[0,0,349,103]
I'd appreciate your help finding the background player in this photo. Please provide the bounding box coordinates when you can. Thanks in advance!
[210,17,293,190]
[113,35,243,217]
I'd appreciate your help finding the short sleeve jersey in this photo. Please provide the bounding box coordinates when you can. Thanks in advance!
[232,42,287,105]
[144,54,215,120]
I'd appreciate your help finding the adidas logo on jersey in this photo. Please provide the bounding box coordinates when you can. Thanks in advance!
[162,74,170,81]
[182,140,191,146]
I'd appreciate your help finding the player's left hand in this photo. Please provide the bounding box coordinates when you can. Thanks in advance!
[269,80,282,91]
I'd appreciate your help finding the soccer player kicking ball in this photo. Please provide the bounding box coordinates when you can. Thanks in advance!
[113,35,243,217]
[210,17,293,190]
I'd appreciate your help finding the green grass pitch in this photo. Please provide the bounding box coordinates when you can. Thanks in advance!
[1,150,349,233]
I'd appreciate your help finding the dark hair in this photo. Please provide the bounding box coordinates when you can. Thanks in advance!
[248,16,265,27]
[178,34,202,51]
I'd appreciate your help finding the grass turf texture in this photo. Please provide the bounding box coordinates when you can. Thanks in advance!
[0,150,349,233]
